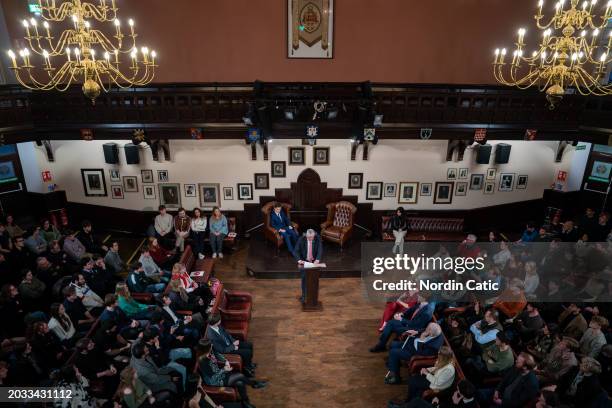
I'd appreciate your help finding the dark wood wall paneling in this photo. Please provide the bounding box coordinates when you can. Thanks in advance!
[2,83,612,142]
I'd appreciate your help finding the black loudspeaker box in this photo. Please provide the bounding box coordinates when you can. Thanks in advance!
[103,143,119,164]
[124,143,140,164]
[476,144,492,164]
[495,143,512,164]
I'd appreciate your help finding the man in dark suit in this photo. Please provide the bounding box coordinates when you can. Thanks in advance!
[385,322,444,384]
[293,228,323,303]
[270,202,299,253]
[205,313,256,375]
[370,292,434,352]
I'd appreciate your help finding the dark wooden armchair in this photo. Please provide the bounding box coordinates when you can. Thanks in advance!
[320,201,357,249]
[261,201,299,253]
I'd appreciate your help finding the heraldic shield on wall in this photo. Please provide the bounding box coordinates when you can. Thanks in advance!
[288,0,334,58]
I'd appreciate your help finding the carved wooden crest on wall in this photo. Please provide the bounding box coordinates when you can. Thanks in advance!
[288,0,334,58]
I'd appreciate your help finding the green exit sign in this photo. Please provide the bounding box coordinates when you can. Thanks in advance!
[28,3,41,14]
[575,144,587,150]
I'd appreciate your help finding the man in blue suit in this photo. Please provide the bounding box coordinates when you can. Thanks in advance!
[270,202,299,253]
[385,322,444,384]
[370,293,434,353]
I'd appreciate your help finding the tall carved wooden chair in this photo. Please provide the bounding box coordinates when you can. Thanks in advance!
[320,201,357,250]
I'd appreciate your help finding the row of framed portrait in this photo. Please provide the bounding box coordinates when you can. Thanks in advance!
[356,172,529,204]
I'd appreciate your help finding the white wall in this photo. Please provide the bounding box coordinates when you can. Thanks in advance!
[21,138,585,211]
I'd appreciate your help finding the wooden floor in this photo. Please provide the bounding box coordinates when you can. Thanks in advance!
[217,242,402,408]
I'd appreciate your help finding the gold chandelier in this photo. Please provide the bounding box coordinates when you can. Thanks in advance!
[493,0,612,109]
[6,0,157,104]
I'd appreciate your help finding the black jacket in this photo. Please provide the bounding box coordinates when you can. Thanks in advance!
[292,234,323,262]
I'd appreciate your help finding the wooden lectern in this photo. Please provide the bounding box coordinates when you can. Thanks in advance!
[302,267,323,312]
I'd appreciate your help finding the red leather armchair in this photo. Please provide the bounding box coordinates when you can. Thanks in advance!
[262,201,299,253]
[320,201,357,249]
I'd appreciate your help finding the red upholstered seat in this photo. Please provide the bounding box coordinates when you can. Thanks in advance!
[223,319,249,341]
[219,289,252,321]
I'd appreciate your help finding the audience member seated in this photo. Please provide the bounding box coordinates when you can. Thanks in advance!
[525,322,556,362]
[539,336,579,381]
[469,309,502,352]
[560,356,605,407]
[127,262,166,293]
[507,302,544,345]
[62,286,96,331]
[73,337,119,398]
[186,376,243,408]
[196,339,266,408]
[139,245,170,283]
[167,279,210,317]
[558,303,588,341]
[80,257,107,296]
[518,222,538,243]
[206,313,257,375]
[69,272,104,309]
[54,365,97,408]
[45,239,68,269]
[0,284,26,338]
[174,208,191,253]
[104,241,125,276]
[464,332,514,385]
[390,346,456,407]
[115,282,155,320]
[190,207,207,260]
[27,321,66,375]
[379,290,418,332]
[147,237,177,270]
[138,328,189,390]
[9,236,32,272]
[48,302,76,345]
[477,352,539,408]
[457,234,481,259]
[40,219,61,244]
[385,322,444,385]
[99,294,146,341]
[63,230,90,263]
[170,262,212,303]
[209,206,228,259]
[579,315,608,358]
[116,365,173,408]
[270,202,299,253]
[130,341,180,395]
[0,223,12,255]
[157,293,203,342]
[80,220,108,255]
[5,214,24,238]
[35,256,63,291]
[18,269,46,312]
[24,226,47,255]
[154,205,175,247]
[370,293,434,353]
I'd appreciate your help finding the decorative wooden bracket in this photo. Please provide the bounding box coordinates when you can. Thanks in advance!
[150,139,170,161]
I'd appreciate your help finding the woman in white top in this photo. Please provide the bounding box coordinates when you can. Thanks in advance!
[190,208,208,260]
[48,302,76,344]
[523,261,540,298]
[407,346,455,403]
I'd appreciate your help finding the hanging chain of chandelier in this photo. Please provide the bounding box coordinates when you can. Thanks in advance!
[493,0,612,109]
[6,0,157,104]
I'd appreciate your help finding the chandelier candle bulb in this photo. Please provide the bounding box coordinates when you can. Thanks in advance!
[7,50,16,68]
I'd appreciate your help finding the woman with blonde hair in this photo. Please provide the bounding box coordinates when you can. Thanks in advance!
[169,264,211,314]
[115,365,173,408]
[403,346,455,404]
[115,282,153,320]
[209,206,228,259]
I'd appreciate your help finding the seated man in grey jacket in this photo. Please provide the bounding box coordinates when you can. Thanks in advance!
[129,341,181,394]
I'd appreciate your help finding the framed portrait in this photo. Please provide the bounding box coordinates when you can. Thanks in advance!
[184,184,197,197]
[111,185,124,199]
[287,0,334,59]
[313,147,330,165]
[486,168,496,180]
[398,182,419,204]
[157,170,169,182]
[420,183,432,196]
[384,183,397,198]
[223,187,234,201]
[366,182,383,200]
[198,183,221,208]
[141,169,154,183]
[434,182,454,204]
[122,176,138,192]
[455,182,468,196]
[158,183,181,209]
[81,169,107,197]
[348,173,363,189]
[143,184,156,200]
[458,168,469,179]
[499,173,515,191]
[109,169,120,182]
[254,173,270,189]
[516,175,528,189]
[470,174,484,190]
[484,182,495,194]
[289,147,305,165]
[237,183,253,200]
[447,168,457,180]
[271,161,286,178]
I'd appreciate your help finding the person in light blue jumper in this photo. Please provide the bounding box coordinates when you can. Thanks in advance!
[209,207,228,259]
